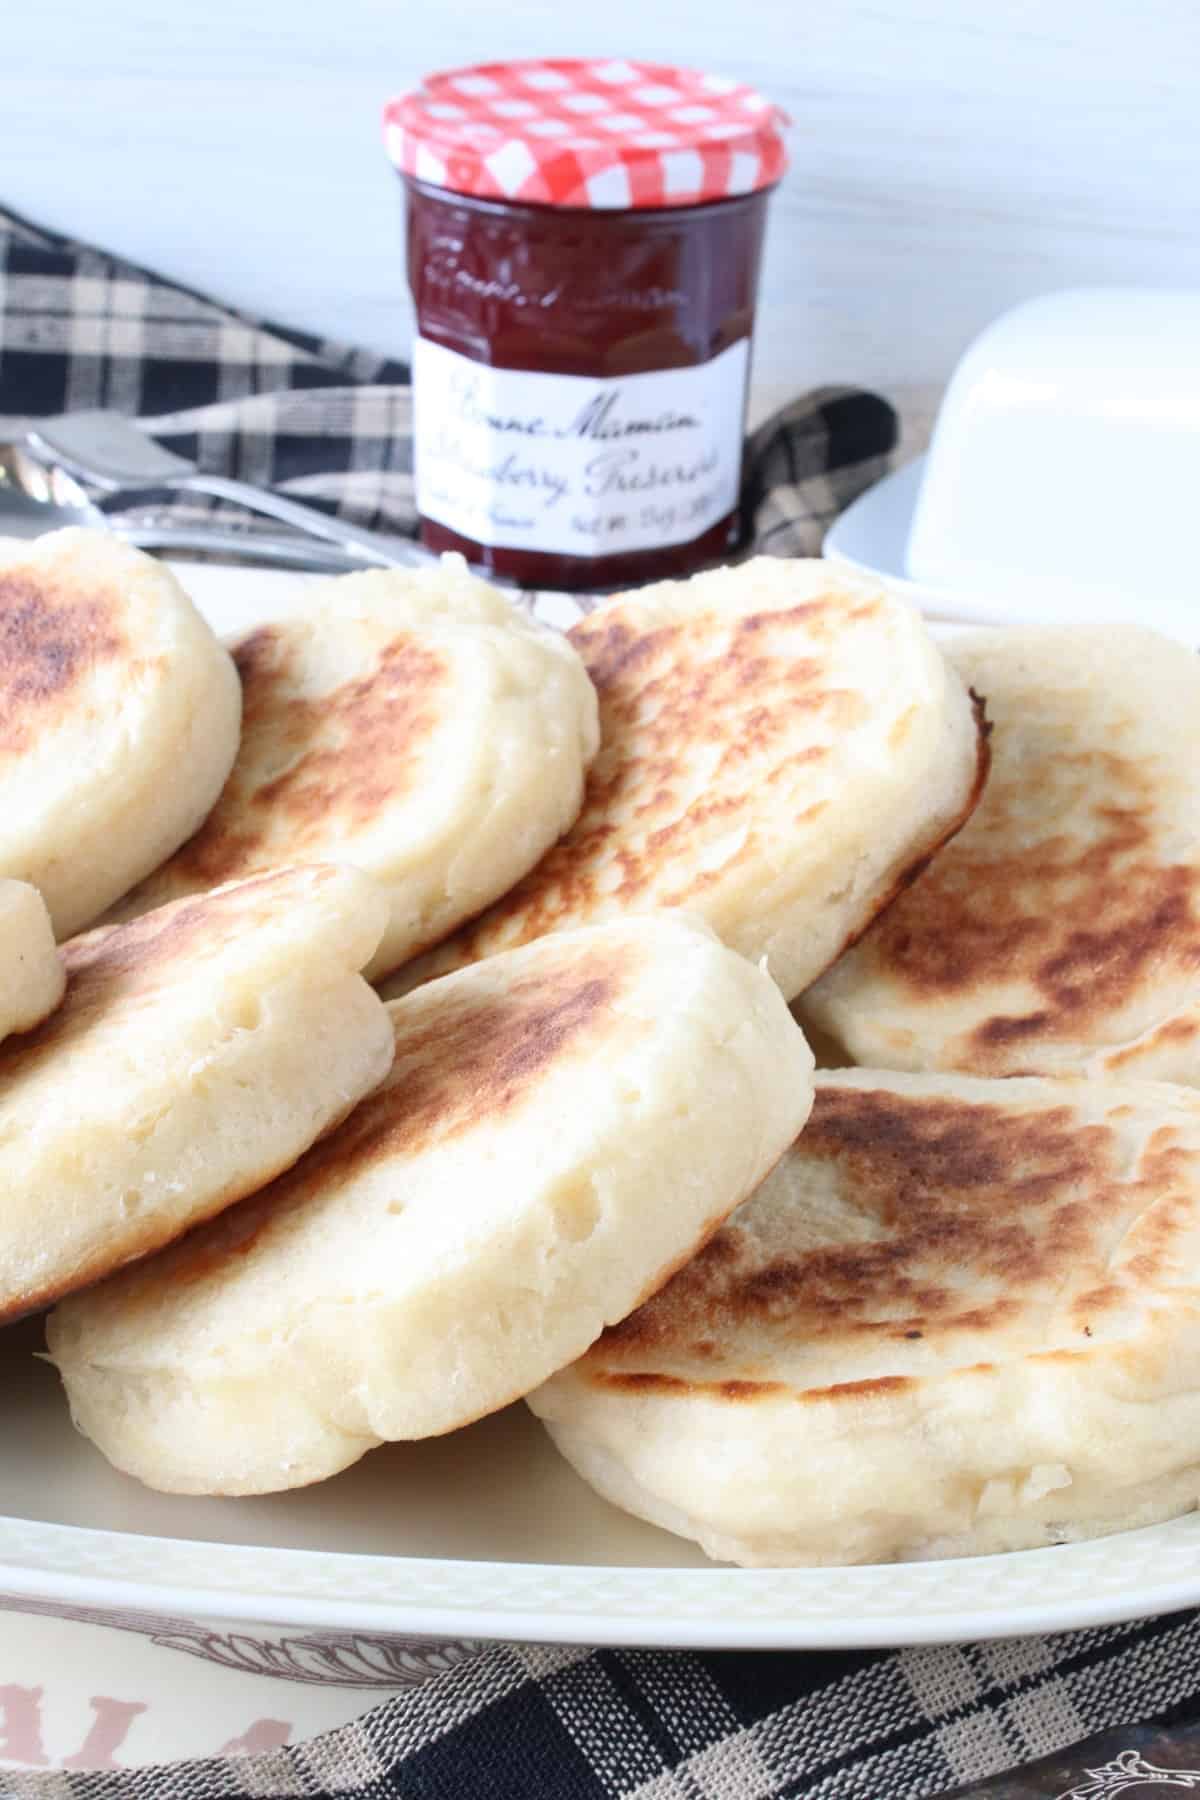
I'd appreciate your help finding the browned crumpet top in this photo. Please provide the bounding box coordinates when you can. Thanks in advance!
[581,1072,1200,1401]
[401,559,982,996]
[875,747,1200,1059]
[0,530,242,942]
[119,938,640,1299]
[0,566,128,755]
[460,599,859,939]
[45,911,810,1495]
[0,860,389,1325]
[802,625,1200,1080]
[0,867,363,1085]
[104,567,602,986]
[119,620,451,897]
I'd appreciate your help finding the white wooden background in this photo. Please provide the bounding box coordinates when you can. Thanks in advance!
[4,0,1200,438]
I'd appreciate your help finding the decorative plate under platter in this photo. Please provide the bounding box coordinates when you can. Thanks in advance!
[1,559,1198,1690]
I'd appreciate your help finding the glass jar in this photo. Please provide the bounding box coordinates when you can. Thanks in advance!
[384,59,788,590]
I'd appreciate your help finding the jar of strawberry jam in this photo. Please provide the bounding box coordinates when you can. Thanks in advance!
[383,59,788,589]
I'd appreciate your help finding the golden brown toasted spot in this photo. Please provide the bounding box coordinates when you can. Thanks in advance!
[157,949,634,1295]
[600,1085,1147,1367]
[861,738,1200,1058]
[433,600,891,964]
[620,1200,748,1323]
[593,1372,786,1400]
[160,624,450,887]
[1071,1283,1123,1320]
[973,870,1198,1051]
[0,870,316,1080]
[575,617,666,691]
[825,689,991,965]
[3,981,361,1322]
[889,705,918,751]
[233,624,286,687]
[0,573,125,753]
[0,1158,275,1325]
[149,1177,293,1296]
[597,1371,691,1395]
[266,948,630,1205]
[1106,1013,1200,1070]
[798,1375,915,1403]
[62,868,293,987]
[0,868,359,1322]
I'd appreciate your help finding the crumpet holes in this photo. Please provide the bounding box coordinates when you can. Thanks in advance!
[554,1175,603,1244]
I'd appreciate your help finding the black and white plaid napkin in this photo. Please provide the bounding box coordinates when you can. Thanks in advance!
[2,1622,1200,1800]
[2,200,1199,1800]
[0,200,895,557]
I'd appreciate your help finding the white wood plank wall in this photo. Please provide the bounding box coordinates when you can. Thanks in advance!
[4,0,1199,436]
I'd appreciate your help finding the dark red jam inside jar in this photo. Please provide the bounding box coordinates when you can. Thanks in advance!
[385,60,787,590]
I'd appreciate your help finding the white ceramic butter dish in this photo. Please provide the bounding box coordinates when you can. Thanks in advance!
[826,288,1200,643]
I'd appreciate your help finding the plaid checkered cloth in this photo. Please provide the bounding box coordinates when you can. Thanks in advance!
[2,200,1199,1800]
[2,1623,1200,1800]
[0,200,894,555]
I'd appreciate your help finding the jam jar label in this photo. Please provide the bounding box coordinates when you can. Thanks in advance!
[412,336,750,559]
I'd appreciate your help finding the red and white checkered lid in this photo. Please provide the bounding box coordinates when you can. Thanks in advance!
[383,59,788,210]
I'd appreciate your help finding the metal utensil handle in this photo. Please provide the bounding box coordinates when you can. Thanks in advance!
[114,523,377,573]
[180,473,432,570]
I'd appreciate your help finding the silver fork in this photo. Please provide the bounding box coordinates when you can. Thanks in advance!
[0,447,384,571]
[20,409,431,571]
